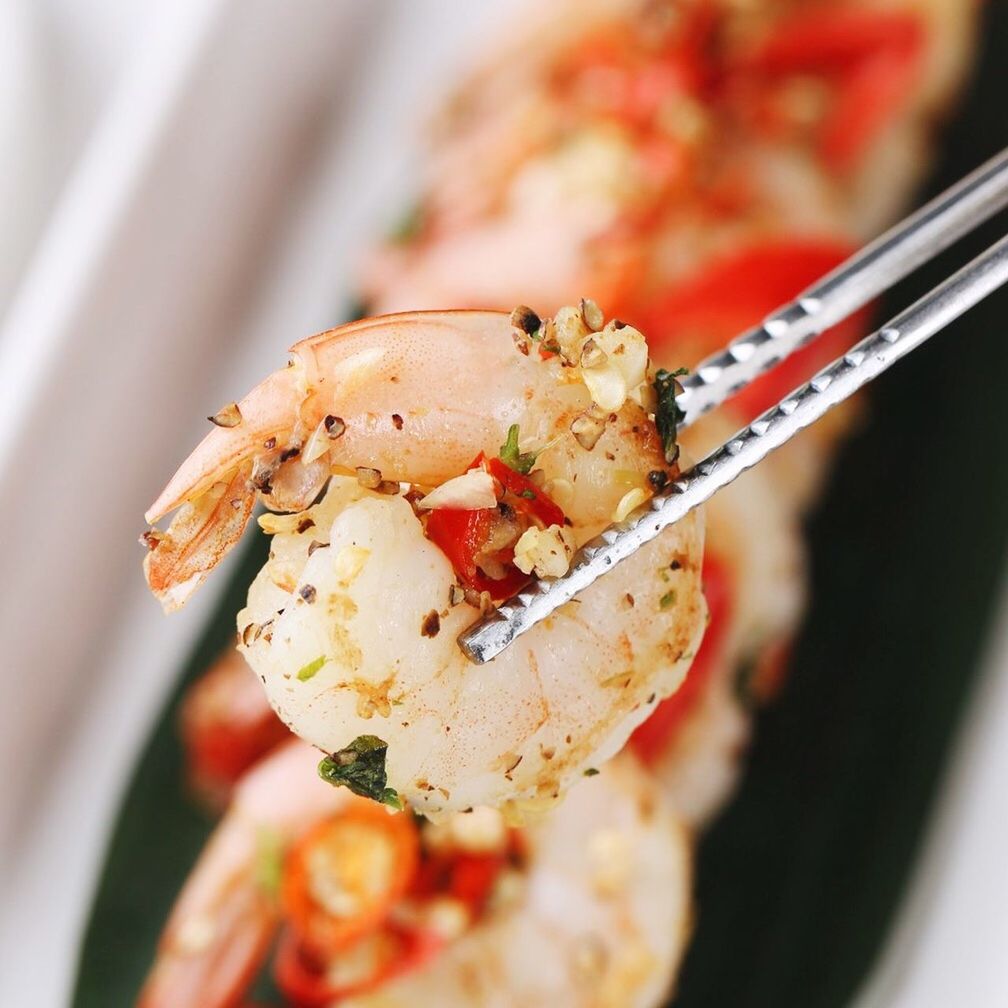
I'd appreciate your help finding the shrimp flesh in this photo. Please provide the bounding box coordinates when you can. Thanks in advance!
[138,740,692,1008]
[143,307,706,818]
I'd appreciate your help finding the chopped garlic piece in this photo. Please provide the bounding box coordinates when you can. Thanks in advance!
[590,320,650,411]
[612,487,649,523]
[258,511,312,535]
[582,360,628,412]
[513,524,575,578]
[417,469,497,511]
[552,304,591,360]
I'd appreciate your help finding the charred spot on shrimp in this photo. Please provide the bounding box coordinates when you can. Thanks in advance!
[421,610,441,638]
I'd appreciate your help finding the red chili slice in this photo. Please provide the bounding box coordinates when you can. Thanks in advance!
[273,924,440,1007]
[424,454,566,600]
[744,10,925,172]
[637,239,872,422]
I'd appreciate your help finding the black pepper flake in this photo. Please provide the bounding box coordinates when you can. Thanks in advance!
[391,413,404,430]
[510,305,541,335]
[669,559,682,571]
[647,469,669,492]
[299,584,317,604]
[625,593,635,607]
[296,517,315,534]
[421,610,441,638]
[280,446,301,462]
[323,415,346,439]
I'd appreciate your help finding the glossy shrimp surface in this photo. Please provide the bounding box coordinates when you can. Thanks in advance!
[143,308,706,817]
[140,742,691,1008]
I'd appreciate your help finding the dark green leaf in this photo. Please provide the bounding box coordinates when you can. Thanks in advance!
[653,367,688,466]
[318,735,402,809]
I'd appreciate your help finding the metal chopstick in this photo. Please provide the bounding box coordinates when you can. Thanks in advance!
[677,145,1008,429]
[459,230,1008,664]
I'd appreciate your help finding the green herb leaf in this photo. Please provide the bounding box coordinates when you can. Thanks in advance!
[297,655,326,681]
[318,735,402,809]
[583,767,600,777]
[660,590,677,610]
[653,367,688,465]
[499,424,539,475]
[519,489,536,500]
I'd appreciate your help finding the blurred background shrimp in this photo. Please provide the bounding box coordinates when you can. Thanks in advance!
[139,739,691,1008]
[359,0,981,827]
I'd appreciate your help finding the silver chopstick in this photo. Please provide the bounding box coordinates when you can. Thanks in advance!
[677,145,1008,429]
[459,231,1008,664]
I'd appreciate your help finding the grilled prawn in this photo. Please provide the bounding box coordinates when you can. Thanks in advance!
[143,306,705,818]
[139,741,692,1008]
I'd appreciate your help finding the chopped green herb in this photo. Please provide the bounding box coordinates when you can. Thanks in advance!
[499,424,539,475]
[254,828,283,898]
[519,489,536,500]
[653,367,688,465]
[318,735,402,809]
[659,590,677,610]
[297,655,326,681]
[583,767,600,777]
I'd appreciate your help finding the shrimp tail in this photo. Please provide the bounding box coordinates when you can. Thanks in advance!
[143,465,255,612]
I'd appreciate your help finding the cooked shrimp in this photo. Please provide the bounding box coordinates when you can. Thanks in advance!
[139,741,692,1008]
[143,307,706,818]
[630,415,805,826]
[342,755,692,1008]
[138,741,354,1008]
[363,0,979,517]
[179,648,292,809]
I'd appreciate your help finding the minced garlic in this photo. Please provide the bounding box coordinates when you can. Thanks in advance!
[581,319,649,413]
[417,469,497,511]
[513,524,575,578]
[612,487,649,523]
